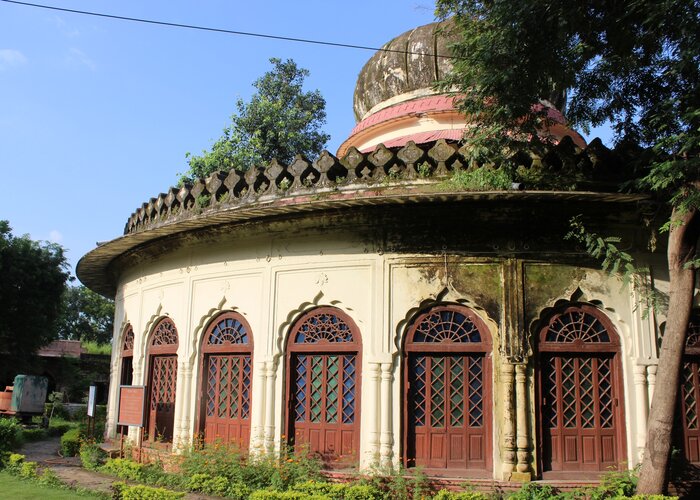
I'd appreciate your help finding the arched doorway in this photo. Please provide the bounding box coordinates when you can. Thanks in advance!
[538,303,626,477]
[146,318,178,443]
[198,312,253,448]
[285,307,361,465]
[117,325,134,436]
[679,312,700,465]
[403,304,492,475]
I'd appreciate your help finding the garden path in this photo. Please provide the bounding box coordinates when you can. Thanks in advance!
[20,437,218,499]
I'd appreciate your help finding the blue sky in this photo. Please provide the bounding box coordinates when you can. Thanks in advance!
[0,1,611,279]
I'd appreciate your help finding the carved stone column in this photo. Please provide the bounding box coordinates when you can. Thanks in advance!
[264,359,278,453]
[647,364,657,403]
[251,360,268,453]
[365,362,381,465]
[380,362,394,467]
[514,363,531,480]
[501,363,516,479]
[633,364,649,461]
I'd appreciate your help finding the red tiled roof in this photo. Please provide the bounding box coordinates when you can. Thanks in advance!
[360,130,463,151]
[351,95,458,135]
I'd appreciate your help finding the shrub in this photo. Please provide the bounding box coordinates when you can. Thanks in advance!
[291,481,382,500]
[19,460,39,479]
[102,457,147,481]
[60,427,82,457]
[187,473,232,495]
[588,469,638,500]
[47,418,76,437]
[112,482,185,500]
[228,481,254,500]
[22,427,48,442]
[433,489,490,500]
[343,484,385,500]
[5,453,25,474]
[80,439,106,470]
[507,482,558,500]
[249,490,321,500]
[0,419,24,451]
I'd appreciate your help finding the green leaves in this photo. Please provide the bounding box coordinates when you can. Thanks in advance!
[0,221,70,383]
[55,285,115,344]
[183,58,329,182]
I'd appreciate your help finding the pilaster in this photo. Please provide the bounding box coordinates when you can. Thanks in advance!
[514,363,531,480]
[500,363,516,479]
[379,361,394,467]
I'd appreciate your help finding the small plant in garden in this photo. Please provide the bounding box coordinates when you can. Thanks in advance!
[0,419,24,451]
[79,439,106,470]
[60,428,82,457]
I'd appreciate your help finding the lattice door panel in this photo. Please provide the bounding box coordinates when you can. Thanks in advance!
[541,354,619,472]
[680,360,700,463]
[203,354,252,448]
[148,355,177,442]
[290,353,357,462]
[407,354,487,471]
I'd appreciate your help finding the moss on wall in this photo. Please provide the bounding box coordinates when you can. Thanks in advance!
[417,261,502,321]
[523,263,611,325]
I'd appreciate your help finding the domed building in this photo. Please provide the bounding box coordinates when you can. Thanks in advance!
[78,22,696,482]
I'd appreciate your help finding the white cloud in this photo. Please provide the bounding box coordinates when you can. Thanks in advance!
[0,49,28,71]
[51,15,80,38]
[48,230,63,243]
[65,48,96,71]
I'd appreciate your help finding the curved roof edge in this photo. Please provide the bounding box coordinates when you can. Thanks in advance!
[78,138,644,297]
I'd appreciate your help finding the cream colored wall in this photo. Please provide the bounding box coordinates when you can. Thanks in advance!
[106,230,665,477]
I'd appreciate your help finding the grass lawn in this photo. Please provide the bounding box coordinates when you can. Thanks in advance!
[0,471,104,499]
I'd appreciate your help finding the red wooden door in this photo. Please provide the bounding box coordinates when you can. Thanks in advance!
[286,307,361,465]
[148,355,177,441]
[146,318,178,443]
[407,354,488,470]
[199,312,254,449]
[679,315,700,464]
[538,304,625,477]
[404,305,492,475]
[680,358,700,463]
[203,354,251,446]
[541,354,619,472]
[291,353,357,461]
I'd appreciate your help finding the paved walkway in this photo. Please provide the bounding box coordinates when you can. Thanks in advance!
[20,437,217,499]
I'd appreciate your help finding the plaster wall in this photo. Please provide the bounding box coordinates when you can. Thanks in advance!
[105,227,665,477]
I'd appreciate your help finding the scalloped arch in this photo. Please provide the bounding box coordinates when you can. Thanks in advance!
[530,288,629,354]
[393,286,497,355]
[274,292,360,358]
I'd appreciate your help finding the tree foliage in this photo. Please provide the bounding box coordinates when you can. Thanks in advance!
[182,58,329,181]
[56,285,115,344]
[436,0,699,493]
[0,221,70,383]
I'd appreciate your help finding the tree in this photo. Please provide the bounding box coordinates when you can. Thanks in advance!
[0,220,70,384]
[182,58,329,181]
[56,285,115,344]
[435,0,699,492]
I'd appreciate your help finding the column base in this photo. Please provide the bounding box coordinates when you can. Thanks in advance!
[509,471,532,482]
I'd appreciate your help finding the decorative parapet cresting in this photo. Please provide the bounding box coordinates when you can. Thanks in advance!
[124,137,627,235]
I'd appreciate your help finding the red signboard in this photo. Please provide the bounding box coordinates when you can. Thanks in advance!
[117,385,146,427]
